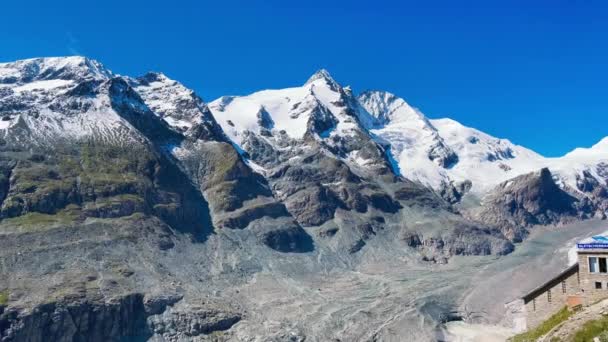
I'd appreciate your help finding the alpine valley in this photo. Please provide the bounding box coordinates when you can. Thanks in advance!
[0,57,606,341]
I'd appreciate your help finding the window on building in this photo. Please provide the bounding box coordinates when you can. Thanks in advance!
[596,282,603,289]
[532,299,536,311]
[590,257,599,273]
[562,281,567,294]
[588,257,608,273]
[547,289,552,303]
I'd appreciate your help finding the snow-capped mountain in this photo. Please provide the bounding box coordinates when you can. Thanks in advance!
[0,56,313,253]
[208,69,607,202]
[209,68,607,236]
[208,69,393,174]
[0,56,605,341]
[207,69,426,230]
[356,89,605,199]
[356,90,547,193]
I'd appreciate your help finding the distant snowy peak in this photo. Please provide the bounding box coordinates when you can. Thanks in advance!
[304,68,340,90]
[131,72,203,128]
[357,90,429,128]
[0,56,111,85]
[0,56,227,145]
[429,118,546,191]
[130,72,226,142]
[209,69,359,145]
[357,90,546,191]
[358,90,460,179]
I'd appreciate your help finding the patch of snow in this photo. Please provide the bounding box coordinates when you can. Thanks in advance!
[13,79,74,93]
[209,96,274,144]
[359,90,608,195]
[163,116,193,129]
[245,159,267,175]
[0,120,11,129]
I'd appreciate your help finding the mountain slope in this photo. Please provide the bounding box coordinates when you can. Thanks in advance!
[208,70,514,258]
[357,90,547,194]
[356,89,607,234]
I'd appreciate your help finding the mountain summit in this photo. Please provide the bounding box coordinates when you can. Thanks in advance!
[304,68,339,88]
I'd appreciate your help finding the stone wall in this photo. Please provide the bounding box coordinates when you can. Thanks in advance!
[578,251,608,305]
[523,265,580,329]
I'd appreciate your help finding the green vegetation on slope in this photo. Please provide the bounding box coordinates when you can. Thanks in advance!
[509,306,572,342]
[0,208,81,232]
[571,315,608,342]
[0,141,156,225]
[0,290,8,305]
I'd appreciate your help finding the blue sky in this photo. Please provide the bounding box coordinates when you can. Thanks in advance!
[1,0,607,156]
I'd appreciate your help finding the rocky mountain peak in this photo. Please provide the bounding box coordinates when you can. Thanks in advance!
[357,90,428,128]
[136,71,171,84]
[129,71,227,141]
[475,167,597,242]
[305,68,340,90]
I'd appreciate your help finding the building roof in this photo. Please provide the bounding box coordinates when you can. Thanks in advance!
[521,263,579,303]
[577,234,608,250]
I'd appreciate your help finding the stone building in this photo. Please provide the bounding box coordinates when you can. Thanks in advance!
[507,234,608,332]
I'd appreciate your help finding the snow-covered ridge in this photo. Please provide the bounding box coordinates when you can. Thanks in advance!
[208,69,361,145]
[357,90,429,128]
[1,57,605,200]
[563,137,608,160]
[0,56,111,84]
[130,72,205,130]
[208,69,607,197]
[0,56,228,144]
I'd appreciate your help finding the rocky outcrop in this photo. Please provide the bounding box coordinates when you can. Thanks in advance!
[474,168,597,242]
[428,140,459,169]
[0,294,240,342]
[0,294,150,342]
[400,221,514,262]
[438,180,472,204]
[256,222,314,253]
[148,306,241,340]
[575,167,608,217]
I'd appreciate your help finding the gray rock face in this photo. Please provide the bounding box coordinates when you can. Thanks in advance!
[438,180,472,204]
[1,294,150,342]
[0,293,240,342]
[473,168,597,242]
[428,140,459,168]
[575,166,608,217]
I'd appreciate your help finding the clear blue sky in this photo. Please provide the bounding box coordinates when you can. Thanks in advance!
[1,0,607,156]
